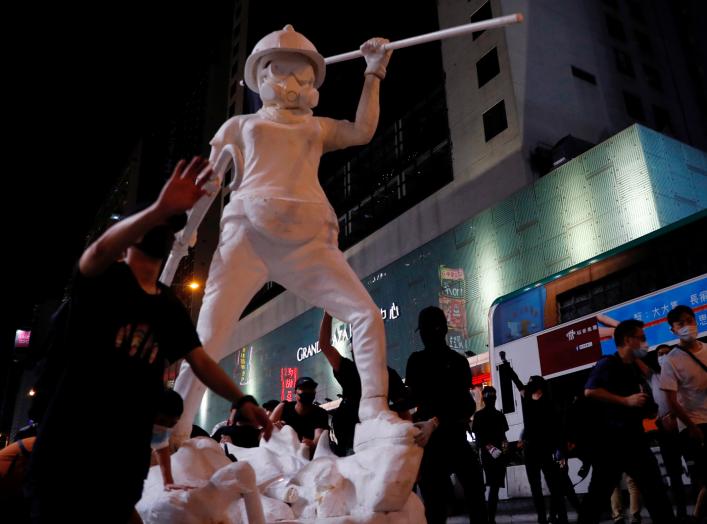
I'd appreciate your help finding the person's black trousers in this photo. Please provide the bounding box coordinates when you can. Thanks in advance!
[523,441,568,524]
[419,424,489,524]
[578,435,676,524]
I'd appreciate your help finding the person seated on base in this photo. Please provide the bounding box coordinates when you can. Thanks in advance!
[271,377,329,457]
[262,399,280,416]
[216,407,262,449]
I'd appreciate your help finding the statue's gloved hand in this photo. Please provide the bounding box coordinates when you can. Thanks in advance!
[361,37,392,80]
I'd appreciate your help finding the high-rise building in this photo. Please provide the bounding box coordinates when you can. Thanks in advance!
[201,0,706,399]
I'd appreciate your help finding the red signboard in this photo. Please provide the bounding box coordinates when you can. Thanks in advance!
[471,372,491,386]
[280,367,299,401]
[15,330,31,348]
[537,317,602,376]
[439,296,468,334]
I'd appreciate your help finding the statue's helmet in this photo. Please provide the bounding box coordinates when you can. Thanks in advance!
[244,25,325,94]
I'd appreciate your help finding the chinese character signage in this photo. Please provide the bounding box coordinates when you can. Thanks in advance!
[440,267,466,299]
[280,367,299,401]
[537,317,602,376]
[439,296,467,332]
[380,302,400,321]
[235,346,253,386]
[439,266,468,348]
[15,329,31,348]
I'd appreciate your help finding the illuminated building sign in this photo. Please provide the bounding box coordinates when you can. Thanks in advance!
[295,302,401,362]
[439,266,469,351]
[235,346,254,386]
[297,342,321,362]
[471,372,491,386]
[15,330,31,348]
[280,367,299,401]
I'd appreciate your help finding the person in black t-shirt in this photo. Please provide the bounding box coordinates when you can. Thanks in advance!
[406,306,488,524]
[210,401,238,439]
[578,319,675,524]
[262,399,280,416]
[213,409,262,449]
[318,311,411,456]
[471,386,508,524]
[27,158,273,524]
[499,353,568,524]
[211,398,262,449]
[271,377,329,457]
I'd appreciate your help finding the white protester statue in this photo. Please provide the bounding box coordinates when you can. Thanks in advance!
[172,26,399,443]
[137,428,425,523]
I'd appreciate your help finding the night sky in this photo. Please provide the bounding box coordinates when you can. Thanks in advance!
[7,4,232,339]
[5,1,442,345]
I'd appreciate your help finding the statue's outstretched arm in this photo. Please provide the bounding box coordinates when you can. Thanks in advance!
[323,38,392,151]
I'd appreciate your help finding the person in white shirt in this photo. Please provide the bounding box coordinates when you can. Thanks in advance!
[660,305,707,521]
[646,344,688,520]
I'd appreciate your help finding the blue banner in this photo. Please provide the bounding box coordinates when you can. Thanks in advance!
[599,275,707,354]
[492,286,546,345]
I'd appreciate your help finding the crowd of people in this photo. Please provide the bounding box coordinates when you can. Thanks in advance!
[0,157,704,524]
[177,305,706,524]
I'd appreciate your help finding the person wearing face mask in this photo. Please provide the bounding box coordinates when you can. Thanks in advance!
[270,377,329,456]
[26,158,273,524]
[471,386,509,524]
[150,388,193,491]
[643,345,689,521]
[661,305,707,522]
[578,319,676,524]
[406,306,489,524]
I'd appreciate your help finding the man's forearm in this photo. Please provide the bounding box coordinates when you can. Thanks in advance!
[665,390,696,429]
[585,387,626,406]
[270,402,285,423]
[157,447,174,485]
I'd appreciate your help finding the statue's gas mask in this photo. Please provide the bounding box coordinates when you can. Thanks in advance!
[257,52,319,110]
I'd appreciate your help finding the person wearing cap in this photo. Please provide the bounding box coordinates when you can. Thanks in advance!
[172,25,400,444]
[26,158,272,523]
[406,306,489,524]
[471,386,509,524]
[271,376,329,456]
